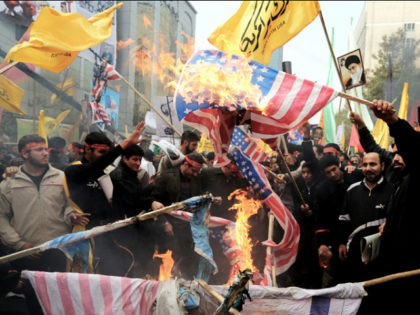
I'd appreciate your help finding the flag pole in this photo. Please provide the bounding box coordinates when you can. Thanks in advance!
[318,10,353,112]
[118,75,182,136]
[88,49,182,137]
[0,194,215,265]
[0,61,19,74]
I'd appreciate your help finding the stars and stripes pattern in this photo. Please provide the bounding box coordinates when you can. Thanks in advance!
[91,61,122,102]
[175,49,339,165]
[88,101,111,126]
[22,270,160,315]
[231,147,300,278]
[231,126,269,163]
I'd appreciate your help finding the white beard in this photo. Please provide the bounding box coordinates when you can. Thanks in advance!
[351,65,363,84]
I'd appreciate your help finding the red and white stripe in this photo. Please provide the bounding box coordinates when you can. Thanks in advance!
[184,108,235,167]
[262,193,300,276]
[251,72,337,139]
[22,271,159,315]
[88,101,111,125]
[91,62,121,102]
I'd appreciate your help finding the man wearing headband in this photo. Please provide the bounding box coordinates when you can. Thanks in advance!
[0,134,74,314]
[64,121,145,275]
[151,152,205,280]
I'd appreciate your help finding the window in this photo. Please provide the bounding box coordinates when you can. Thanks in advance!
[404,23,415,32]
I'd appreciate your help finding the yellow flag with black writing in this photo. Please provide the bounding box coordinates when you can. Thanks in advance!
[208,1,320,65]
[0,75,25,114]
[44,109,72,134]
[5,3,123,73]
[372,119,390,150]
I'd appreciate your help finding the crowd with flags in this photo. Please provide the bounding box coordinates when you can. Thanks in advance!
[1,1,420,314]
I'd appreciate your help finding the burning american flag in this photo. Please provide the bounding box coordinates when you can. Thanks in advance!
[175,49,339,166]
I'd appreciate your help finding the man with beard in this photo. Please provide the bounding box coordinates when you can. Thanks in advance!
[0,134,74,314]
[337,152,393,283]
[151,152,205,280]
[350,111,408,189]
[158,130,200,172]
[344,54,366,89]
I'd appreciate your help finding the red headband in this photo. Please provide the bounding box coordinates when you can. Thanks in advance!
[69,144,84,153]
[85,144,110,151]
[185,156,203,169]
[323,147,341,155]
[21,142,46,154]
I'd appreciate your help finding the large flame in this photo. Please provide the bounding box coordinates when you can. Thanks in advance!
[227,189,262,284]
[153,250,174,281]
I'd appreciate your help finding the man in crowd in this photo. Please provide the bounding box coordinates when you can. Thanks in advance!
[64,121,145,275]
[313,154,362,287]
[0,134,77,314]
[151,152,205,279]
[158,130,200,172]
[110,145,156,278]
[48,136,69,171]
[197,155,248,284]
[337,152,393,282]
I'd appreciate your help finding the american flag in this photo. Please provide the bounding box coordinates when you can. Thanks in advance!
[231,126,269,163]
[88,101,111,126]
[230,147,300,278]
[175,49,339,166]
[22,270,160,315]
[91,61,122,103]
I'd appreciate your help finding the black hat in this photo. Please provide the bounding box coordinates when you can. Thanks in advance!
[345,55,361,69]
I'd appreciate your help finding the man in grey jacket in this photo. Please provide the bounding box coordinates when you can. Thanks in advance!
[0,134,78,272]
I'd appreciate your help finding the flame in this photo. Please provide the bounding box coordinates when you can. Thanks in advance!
[117,38,134,50]
[226,189,262,284]
[153,250,174,281]
[143,15,152,28]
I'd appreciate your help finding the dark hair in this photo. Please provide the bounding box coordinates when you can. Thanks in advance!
[121,145,144,158]
[345,55,361,69]
[313,144,324,156]
[206,152,215,161]
[181,130,200,144]
[18,134,46,153]
[323,143,342,153]
[143,149,154,162]
[319,155,340,170]
[84,132,112,146]
[70,142,84,150]
[48,136,66,150]
[185,152,205,165]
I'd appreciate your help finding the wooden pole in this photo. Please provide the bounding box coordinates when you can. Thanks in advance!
[197,279,241,315]
[0,194,213,265]
[88,48,182,136]
[318,10,353,112]
[267,213,277,287]
[363,269,420,288]
[119,75,182,137]
[0,61,19,74]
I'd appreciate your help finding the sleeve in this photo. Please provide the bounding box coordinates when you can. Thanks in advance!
[64,145,123,181]
[0,181,25,250]
[358,126,393,167]
[337,191,352,246]
[389,119,420,173]
[312,185,331,247]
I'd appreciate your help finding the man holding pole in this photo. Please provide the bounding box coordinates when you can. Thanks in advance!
[64,121,145,275]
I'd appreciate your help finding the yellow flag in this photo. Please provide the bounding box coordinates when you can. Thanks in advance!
[50,77,75,105]
[0,75,25,114]
[197,133,215,153]
[5,3,123,73]
[38,109,48,143]
[208,1,320,65]
[398,82,409,120]
[372,119,390,150]
[44,109,72,134]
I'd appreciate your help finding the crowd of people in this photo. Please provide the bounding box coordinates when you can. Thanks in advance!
[0,100,419,314]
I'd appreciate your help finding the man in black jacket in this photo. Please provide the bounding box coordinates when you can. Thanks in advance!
[64,121,145,275]
[110,145,155,278]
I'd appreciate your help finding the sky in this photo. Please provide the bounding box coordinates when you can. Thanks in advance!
[192,1,366,121]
